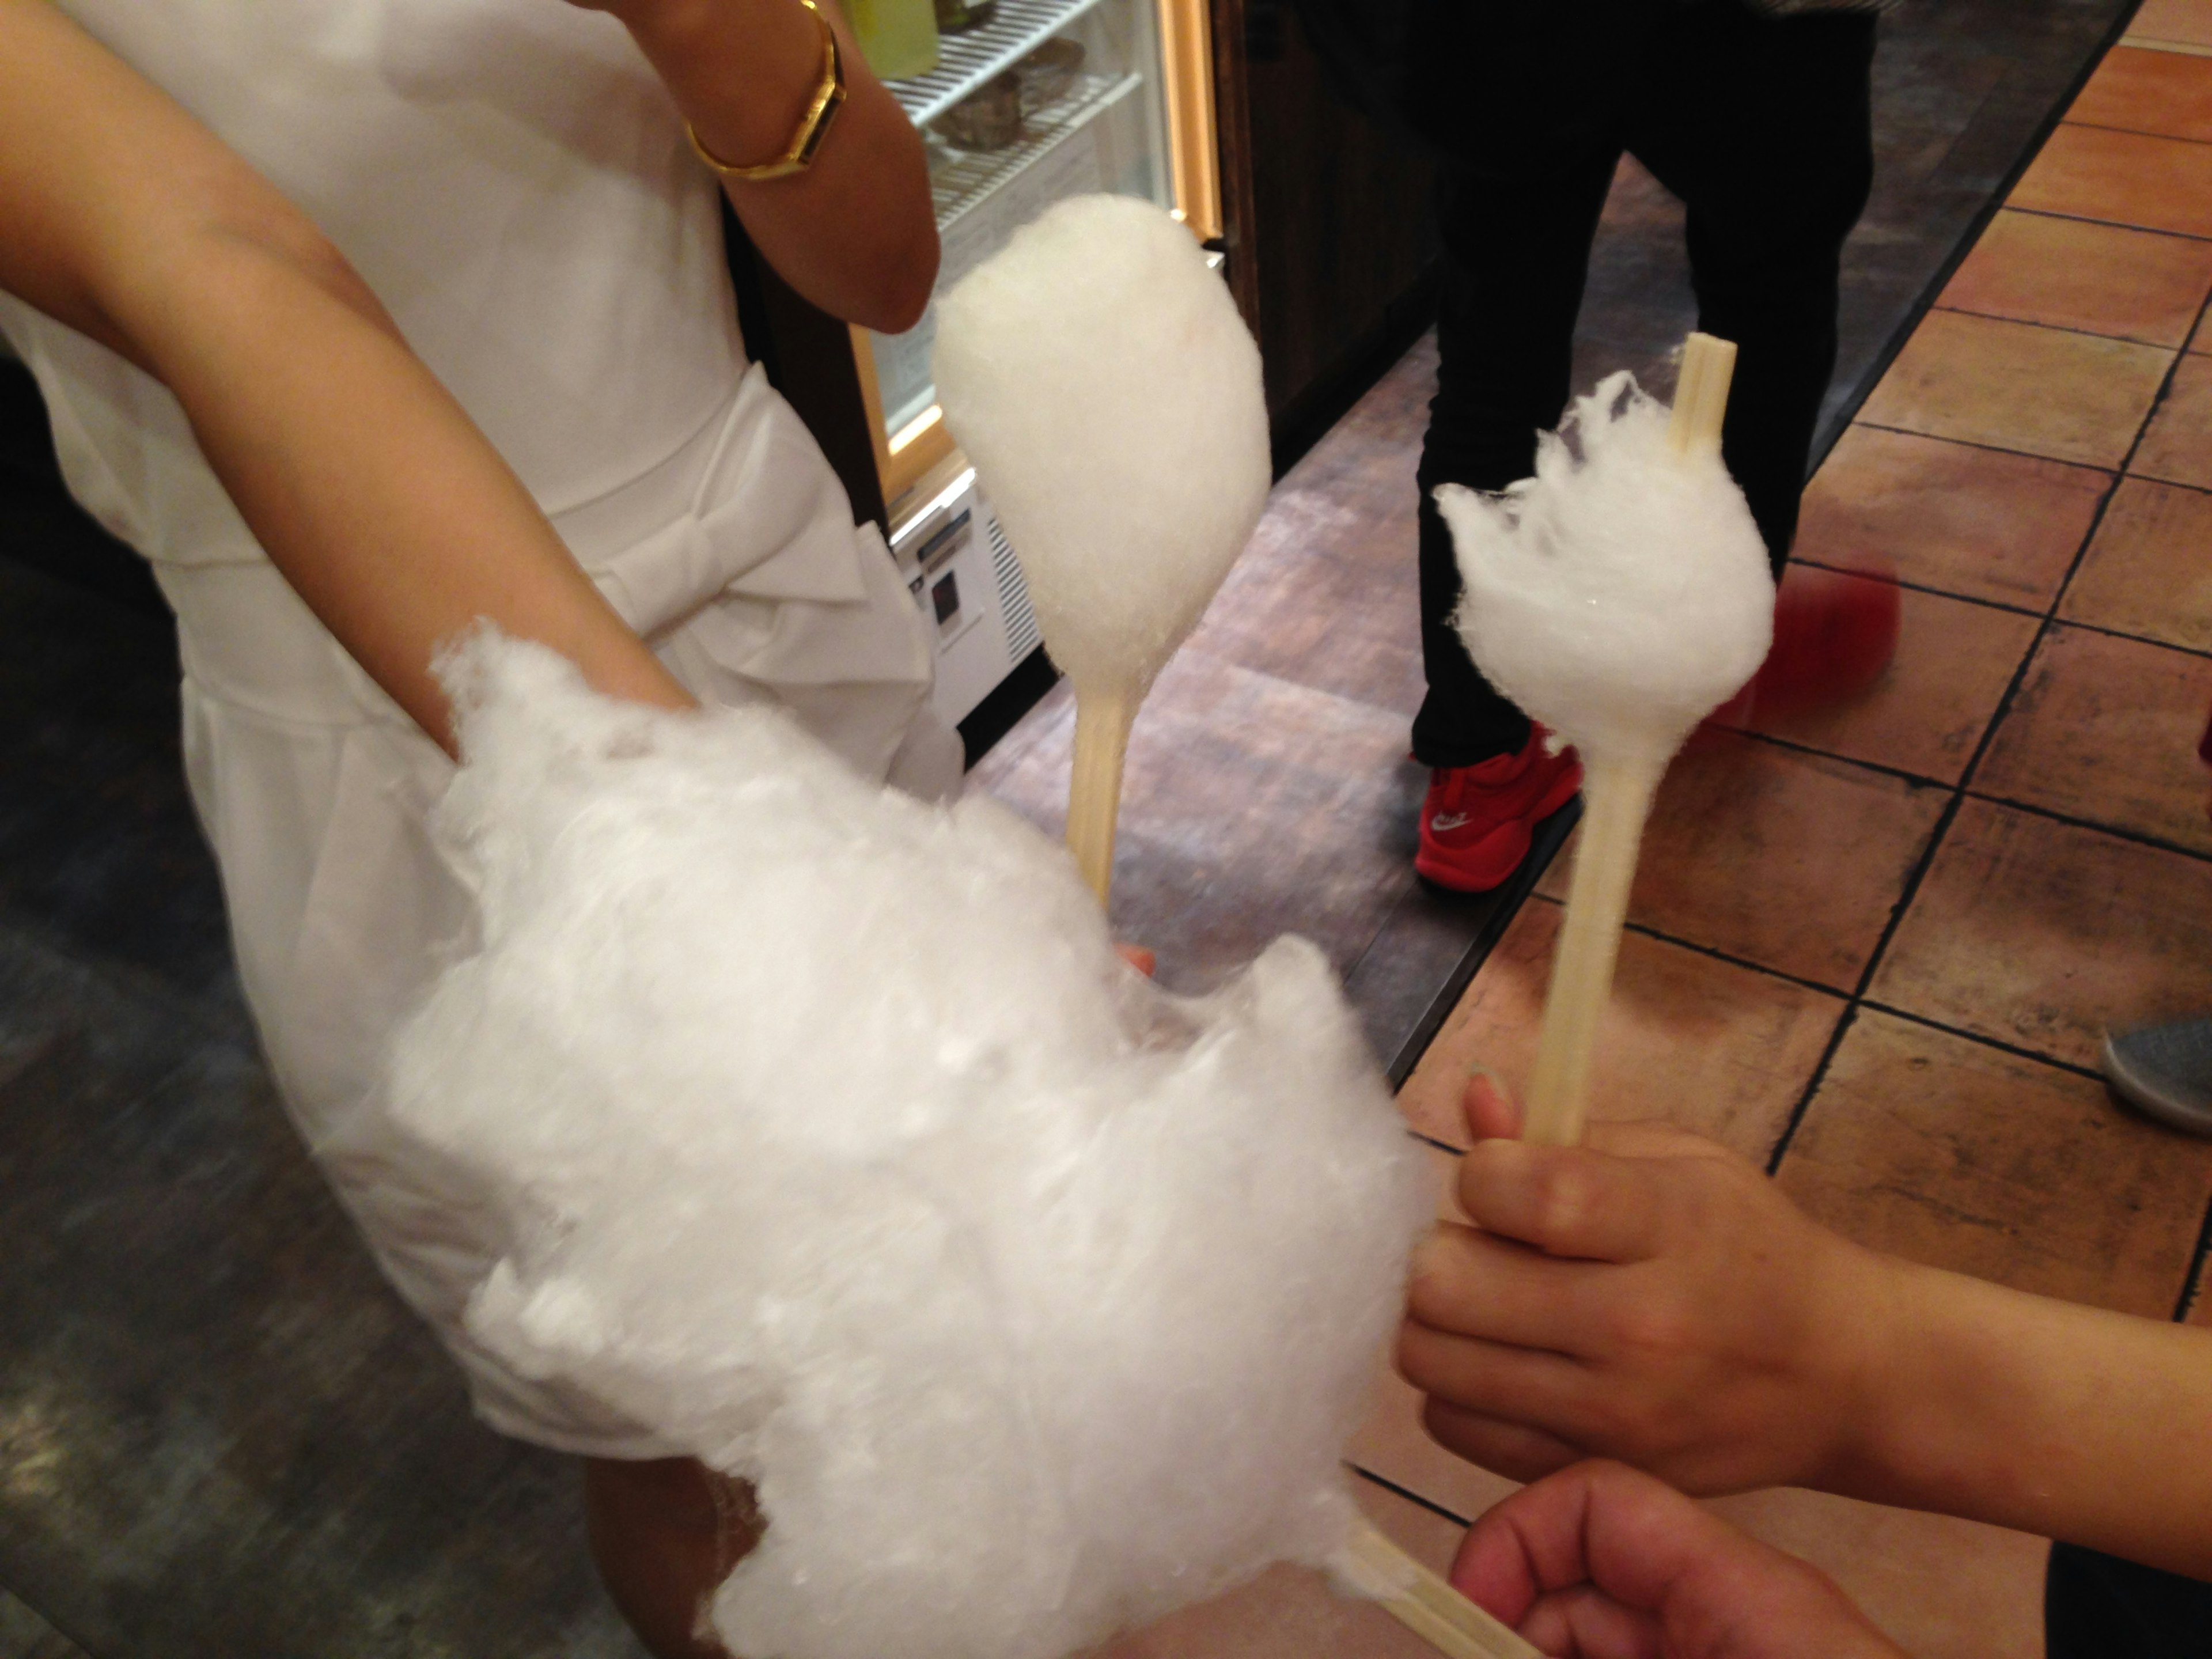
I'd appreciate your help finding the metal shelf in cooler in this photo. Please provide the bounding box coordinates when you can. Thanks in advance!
[886,0,1120,130]
[926,70,1139,230]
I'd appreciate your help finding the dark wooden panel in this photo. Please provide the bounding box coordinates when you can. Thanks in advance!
[1234,9,1438,464]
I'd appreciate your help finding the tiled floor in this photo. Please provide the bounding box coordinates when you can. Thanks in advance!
[1385,34,2212,1658]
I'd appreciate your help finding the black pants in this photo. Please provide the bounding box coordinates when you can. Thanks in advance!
[2046,1543,2212,1657]
[1411,5,1877,768]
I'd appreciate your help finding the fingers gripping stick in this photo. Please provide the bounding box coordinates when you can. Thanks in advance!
[1522,333,1739,1148]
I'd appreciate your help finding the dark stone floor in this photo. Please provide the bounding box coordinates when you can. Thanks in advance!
[0,5,2136,1652]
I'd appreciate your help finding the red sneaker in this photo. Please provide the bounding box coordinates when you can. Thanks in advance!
[1415,727,1584,893]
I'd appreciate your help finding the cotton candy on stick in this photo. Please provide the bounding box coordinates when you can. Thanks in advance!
[1440,335,1773,1147]
[385,635,1441,1659]
[933,195,1271,905]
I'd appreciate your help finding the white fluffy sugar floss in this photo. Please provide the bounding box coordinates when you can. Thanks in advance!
[933,195,1271,696]
[384,634,1430,1659]
[1439,371,1775,763]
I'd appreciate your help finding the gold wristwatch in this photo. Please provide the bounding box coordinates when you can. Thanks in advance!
[686,0,849,181]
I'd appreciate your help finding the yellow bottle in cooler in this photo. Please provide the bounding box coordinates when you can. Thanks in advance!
[846,0,938,80]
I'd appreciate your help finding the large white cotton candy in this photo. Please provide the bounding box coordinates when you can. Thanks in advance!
[1440,371,1775,764]
[385,636,1429,1659]
[932,195,1271,698]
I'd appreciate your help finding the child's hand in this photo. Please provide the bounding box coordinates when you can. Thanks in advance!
[1396,1077,1895,1496]
[1452,1460,1906,1658]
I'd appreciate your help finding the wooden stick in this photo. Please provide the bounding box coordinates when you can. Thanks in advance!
[1338,1516,1543,1659]
[1066,685,1136,905]
[1669,332,1737,457]
[1521,751,1663,1146]
[1519,331,1738,1147]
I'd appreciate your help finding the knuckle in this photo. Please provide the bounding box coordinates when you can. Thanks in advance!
[1527,1158,1595,1243]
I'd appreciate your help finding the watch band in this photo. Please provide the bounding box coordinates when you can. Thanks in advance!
[687,0,849,182]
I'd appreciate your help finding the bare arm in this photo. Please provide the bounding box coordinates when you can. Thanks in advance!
[1399,1078,2212,1580]
[0,0,694,752]
[585,0,940,333]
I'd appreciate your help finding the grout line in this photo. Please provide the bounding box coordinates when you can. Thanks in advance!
[2060,117,2212,149]
[1960,787,2212,865]
[2122,35,2212,61]
[1612,920,1853,1001]
[1929,300,2195,354]
[1408,1128,1464,1158]
[1768,1004,1864,1175]
[1347,1463,1473,1529]
[1850,418,2123,475]
[1854,999,2111,1082]
[1715,725,1959,793]
[1766,785,1972,1170]
[2176,1191,2212,1324]
[1786,555,2051,619]
[1999,202,2212,245]
[2034,613,2212,663]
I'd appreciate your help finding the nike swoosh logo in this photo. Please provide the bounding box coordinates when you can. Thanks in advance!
[1430,813,1472,833]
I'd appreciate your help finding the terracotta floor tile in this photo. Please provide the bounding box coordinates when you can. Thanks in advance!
[2132,351,2212,489]
[1537,733,1950,991]
[1778,1011,2212,1316]
[2197,306,2211,354]
[1796,426,2109,609]
[1397,897,1842,1161]
[1857,310,2171,470]
[1706,1488,2048,1659]
[1711,569,2038,784]
[1941,211,2212,348]
[1870,797,2212,1068]
[1100,1479,1465,1659]
[2132,0,2212,49]
[2061,476,2212,650]
[1975,624,2212,854]
[1346,1354,1522,1531]
[2012,123,2212,238]
[2067,45,2212,142]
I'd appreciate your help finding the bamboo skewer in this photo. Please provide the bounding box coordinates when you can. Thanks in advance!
[1337,1516,1543,1659]
[1519,332,1739,1148]
[1066,684,1137,906]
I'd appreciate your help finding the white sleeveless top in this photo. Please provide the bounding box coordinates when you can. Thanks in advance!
[0,0,952,1456]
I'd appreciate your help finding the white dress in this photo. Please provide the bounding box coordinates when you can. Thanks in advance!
[0,0,961,1456]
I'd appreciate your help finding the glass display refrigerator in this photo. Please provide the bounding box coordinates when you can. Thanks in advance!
[853,0,1226,736]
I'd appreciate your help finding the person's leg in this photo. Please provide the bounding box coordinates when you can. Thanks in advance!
[1411,150,1621,770]
[1629,9,1878,579]
[585,1456,763,1659]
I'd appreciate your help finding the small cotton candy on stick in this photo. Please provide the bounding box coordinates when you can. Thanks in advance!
[933,195,1271,906]
[1440,335,1774,1146]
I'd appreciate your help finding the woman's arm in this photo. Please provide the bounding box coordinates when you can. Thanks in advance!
[0,0,694,752]
[586,0,940,333]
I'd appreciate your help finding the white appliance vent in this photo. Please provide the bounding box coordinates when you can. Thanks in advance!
[986,513,1042,662]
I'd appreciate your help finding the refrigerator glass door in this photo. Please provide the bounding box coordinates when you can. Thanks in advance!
[858,0,1218,507]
